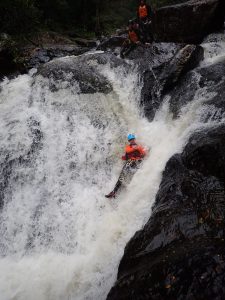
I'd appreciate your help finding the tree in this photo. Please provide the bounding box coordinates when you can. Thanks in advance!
[0,0,40,35]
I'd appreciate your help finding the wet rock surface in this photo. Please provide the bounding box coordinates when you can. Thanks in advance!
[121,42,181,120]
[97,36,127,51]
[24,44,90,69]
[169,59,225,119]
[125,42,182,65]
[153,0,225,43]
[138,44,204,120]
[0,32,96,79]
[159,44,204,95]
[37,53,127,94]
[72,38,97,48]
[107,125,225,300]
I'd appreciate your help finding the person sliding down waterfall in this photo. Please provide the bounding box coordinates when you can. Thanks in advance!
[105,134,147,198]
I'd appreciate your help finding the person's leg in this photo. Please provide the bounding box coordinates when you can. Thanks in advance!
[123,43,137,57]
[114,161,131,192]
[105,160,143,198]
[138,19,146,43]
[148,22,154,42]
[105,162,130,198]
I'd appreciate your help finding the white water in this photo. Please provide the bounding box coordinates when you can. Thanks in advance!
[201,32,225,66]
[0,38,224,300]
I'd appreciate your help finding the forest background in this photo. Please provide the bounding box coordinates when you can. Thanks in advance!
[0,0,186,38]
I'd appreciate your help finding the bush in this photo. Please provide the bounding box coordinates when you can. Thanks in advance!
[0,0,40,35]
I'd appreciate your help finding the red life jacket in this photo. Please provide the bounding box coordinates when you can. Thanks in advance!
[129,30,139,43]
[124,144,146,160]
[139,4,148,18]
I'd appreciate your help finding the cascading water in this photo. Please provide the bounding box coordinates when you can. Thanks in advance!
[0,34,224,300]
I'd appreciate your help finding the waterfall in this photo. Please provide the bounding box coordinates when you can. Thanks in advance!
[0,35,224,300]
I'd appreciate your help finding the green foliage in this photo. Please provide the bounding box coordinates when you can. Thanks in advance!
[0,0,40,35]
[0,0,185,37]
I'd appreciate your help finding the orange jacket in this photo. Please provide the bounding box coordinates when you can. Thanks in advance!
[129,30,139,43]
[122,143,146,160]
[138,4,148,18]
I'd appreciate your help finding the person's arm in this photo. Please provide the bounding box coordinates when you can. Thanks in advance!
[137,145,147,157]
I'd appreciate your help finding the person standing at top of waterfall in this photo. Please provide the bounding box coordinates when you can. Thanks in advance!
[105,134,147,198]
[137,0,154,43]
[137,0,152,21]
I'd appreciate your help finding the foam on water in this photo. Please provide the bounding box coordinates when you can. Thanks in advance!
[0,43,224,300]
[201,31,225,66]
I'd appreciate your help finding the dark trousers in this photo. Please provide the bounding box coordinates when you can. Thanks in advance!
[113,160,142,194]
[120,40,137,58]
[139,17,153,43]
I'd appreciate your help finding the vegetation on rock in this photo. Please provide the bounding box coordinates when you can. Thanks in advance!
[0,0,187,38]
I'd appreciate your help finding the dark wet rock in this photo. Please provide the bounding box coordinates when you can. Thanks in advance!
[0,31,93,78]
[139,44,203,120]
[169,58,225,119]
[107,125,225,300]
[153,0,225,43]
[125,42,182,65]
[97,36,127,51]
[115,28,127,36]
[24,44,89,69]
[73,38,97,48]
[81,52,127,69]
[37,53,127,94]
[118,42,182,120]
[159,44,204,95]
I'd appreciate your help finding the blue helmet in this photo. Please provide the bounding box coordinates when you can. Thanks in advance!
[127,133,136,141]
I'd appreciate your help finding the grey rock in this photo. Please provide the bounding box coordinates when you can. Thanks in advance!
[37,53,127,94]
[136,44,204,120]
[97,36,127,51]
[153,0,225,43]
[169,59,225,119]
[26,44,90,69]
[107,125,225,300]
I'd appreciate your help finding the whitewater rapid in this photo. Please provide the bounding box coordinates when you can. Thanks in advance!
[0,36,224,300]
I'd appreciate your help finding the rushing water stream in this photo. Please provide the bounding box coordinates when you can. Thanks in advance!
[0,34,224,300]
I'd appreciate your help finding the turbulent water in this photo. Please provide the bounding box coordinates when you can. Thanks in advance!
[0,35,224,300]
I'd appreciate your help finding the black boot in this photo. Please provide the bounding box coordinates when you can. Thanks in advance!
[105,191,116,198]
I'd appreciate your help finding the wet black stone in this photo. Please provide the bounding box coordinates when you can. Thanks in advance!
[107,125,225,300]
[152,0,225,43]
[169,59,225,119]
[26,45,90,69]
[139,44,204,120]
[37,52,130,94]
[97,36,127,51]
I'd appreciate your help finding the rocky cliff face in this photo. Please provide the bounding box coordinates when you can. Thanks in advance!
[107,124,225,299]
[107,1,225,299]
[153,0,225,43]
